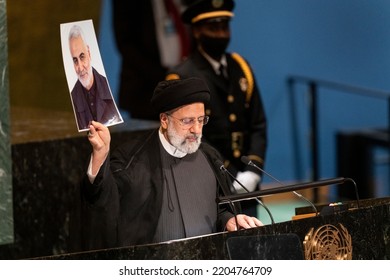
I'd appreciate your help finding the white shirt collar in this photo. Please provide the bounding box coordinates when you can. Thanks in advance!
[158,128,187,158]
[199,48,227,75]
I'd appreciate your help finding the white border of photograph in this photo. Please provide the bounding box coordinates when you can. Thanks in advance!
[60,19,123,132]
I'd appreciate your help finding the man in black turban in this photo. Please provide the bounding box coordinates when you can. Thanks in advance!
[81,77,263,250]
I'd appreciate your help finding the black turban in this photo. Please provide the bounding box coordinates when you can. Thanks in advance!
[151,77,210,113]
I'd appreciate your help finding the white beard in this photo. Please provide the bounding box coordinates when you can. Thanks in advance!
[79,66,93,90]
[167,125,202,154]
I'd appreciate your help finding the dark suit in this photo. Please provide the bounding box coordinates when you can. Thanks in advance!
[166,50,267,216]
[81,129,236,250]
[71,68,121,131]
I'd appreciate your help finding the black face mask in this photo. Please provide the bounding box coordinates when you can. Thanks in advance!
[198,35,230,60]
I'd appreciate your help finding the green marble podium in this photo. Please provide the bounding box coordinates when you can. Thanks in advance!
[40,197,390,260]
[0,0,13,247]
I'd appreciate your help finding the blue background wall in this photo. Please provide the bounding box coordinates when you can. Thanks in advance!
[98,0,390,191]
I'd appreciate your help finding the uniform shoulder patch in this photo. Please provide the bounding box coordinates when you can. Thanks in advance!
[231,52,254,103]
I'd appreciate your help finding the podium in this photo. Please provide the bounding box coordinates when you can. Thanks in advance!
[41,197,390,260]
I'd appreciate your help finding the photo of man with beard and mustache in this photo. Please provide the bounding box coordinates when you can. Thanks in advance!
[61,20,123,132]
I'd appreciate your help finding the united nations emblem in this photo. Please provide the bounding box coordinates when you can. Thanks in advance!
[304,224,352,260]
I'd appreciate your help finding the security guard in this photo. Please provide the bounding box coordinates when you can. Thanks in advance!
[166,0,267,217]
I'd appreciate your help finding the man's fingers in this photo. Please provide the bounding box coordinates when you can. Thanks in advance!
[253,217,264,226]
[237,215,263,229]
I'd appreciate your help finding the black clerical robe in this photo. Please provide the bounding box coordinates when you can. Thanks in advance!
[81,129,236,250]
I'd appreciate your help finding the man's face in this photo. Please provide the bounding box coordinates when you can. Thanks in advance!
[69,36,94,90]
[162,103,206,154]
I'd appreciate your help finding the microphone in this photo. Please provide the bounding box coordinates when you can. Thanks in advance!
[241,156,319,216]
[215,160,275,225]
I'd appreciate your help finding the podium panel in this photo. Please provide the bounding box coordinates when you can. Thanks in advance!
[226,234,304,260]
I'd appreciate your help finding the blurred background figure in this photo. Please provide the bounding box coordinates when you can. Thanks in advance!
[112,0,191,120]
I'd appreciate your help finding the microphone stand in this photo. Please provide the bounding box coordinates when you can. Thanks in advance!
[217,162,275,225]
[242,156,318,216]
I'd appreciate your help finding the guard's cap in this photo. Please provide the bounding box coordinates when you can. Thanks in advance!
[182,0,235,25]
[151,78,210,113]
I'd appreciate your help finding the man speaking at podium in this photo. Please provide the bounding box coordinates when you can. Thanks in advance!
[81,77,262,250]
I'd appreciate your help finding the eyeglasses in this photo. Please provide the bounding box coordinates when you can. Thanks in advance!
[166,114,209,127]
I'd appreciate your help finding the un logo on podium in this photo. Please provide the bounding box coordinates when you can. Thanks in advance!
[304,224,352,260]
